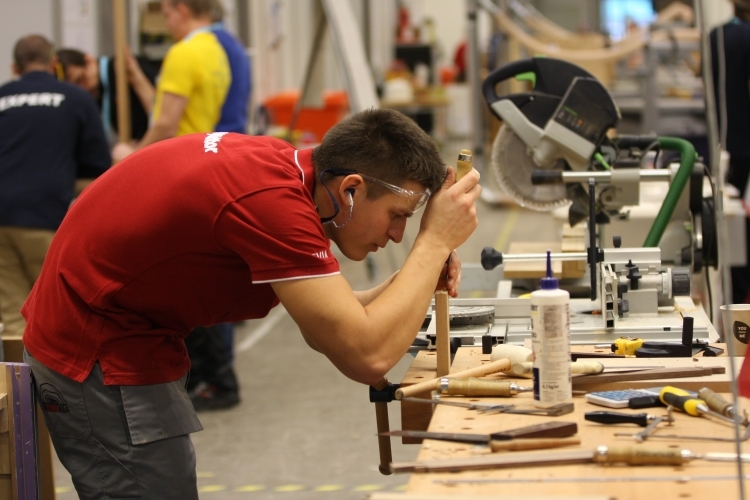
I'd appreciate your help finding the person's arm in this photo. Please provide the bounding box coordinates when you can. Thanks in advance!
[127,54,155,115]
[112,91,186,162]
[272,169,480,386]
[137,91,185,148]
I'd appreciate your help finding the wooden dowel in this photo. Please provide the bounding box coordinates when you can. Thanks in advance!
[434,291,450,377]
[395,357,511,400]
[113,0,131,144]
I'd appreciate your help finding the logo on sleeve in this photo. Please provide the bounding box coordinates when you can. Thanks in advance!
[312,250,329,259]
[39,383,69,413]
[204,132,228,153]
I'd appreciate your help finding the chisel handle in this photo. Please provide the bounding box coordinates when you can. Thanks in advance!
[372,378,393,475]
[395,358,512,400]
[698,387,735,418]
[585,411,650,427]
[490,436,580,452]
[439,378,517,397]
[456,149,473,180]
[594,446,689,465]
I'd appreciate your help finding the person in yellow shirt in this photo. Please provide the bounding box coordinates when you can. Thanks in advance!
[113,0,229,161]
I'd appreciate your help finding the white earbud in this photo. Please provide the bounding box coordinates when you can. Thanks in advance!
[347,192,354,206]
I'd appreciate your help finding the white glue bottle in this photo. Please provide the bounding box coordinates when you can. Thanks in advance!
[531,250,572,408]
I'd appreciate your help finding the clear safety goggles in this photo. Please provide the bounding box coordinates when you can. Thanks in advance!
[324,169,431,214]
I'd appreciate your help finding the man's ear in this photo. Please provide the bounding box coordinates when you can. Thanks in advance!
[11,63,20,77]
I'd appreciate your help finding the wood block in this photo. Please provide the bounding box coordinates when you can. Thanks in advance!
[1,337,23,364]
[503,242,562,279]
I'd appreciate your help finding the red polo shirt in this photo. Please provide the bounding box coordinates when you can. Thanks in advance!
[23,133,339,385]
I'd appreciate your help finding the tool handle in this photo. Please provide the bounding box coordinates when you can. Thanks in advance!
[659,386,704,416]
[571,361,604,375]
[395,358,512,400]
[585,411,649,427]
[440,379,513,397]
[456,149,472,180]
[595,446,688,466]
[489,437,580,452]
[373,377,393,475]
[698,387,734,417]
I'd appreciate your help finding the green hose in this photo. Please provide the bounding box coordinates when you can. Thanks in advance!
[643,137,697,247]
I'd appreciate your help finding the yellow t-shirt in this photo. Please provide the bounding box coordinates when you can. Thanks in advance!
[154,31,230,136]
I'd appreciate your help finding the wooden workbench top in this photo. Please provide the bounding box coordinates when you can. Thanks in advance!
[397,347,748,499]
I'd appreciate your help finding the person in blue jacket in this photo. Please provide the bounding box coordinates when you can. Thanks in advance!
[0,35,110,342]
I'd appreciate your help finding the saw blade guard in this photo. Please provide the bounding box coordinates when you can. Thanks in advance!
[482,57,620,211]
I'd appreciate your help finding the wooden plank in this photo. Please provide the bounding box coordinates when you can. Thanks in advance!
[503,242,562,279]
[398,347,748,498]
[369,494,610,500]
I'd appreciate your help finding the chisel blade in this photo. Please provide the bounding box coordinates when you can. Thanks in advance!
[380,421,578,445]
[379,430,488,444]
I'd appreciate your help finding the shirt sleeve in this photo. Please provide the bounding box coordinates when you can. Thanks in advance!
[157,43,195,99]
[75,92,111,178]
[214,186,340,283]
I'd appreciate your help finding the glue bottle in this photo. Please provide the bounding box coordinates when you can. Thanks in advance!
[531,250,572,408]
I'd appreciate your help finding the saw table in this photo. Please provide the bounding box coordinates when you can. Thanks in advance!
[391,347,747,499]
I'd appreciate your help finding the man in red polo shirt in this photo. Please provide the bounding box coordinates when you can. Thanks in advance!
[22,108,480,499]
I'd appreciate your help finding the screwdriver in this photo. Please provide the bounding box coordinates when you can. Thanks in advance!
[438,378,532,397]
[585,411,657,427]
[697,387,736,420]
[659,386,737,425]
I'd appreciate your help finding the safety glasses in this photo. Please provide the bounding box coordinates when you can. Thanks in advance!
[322,169,431,213]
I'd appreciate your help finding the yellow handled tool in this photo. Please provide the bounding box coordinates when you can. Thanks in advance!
[611,337,644,355]
[659,386,736,425]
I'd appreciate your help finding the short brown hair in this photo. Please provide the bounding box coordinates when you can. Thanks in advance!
[312,109,447,197]
[13,35,54,73]
[167,0,215,17]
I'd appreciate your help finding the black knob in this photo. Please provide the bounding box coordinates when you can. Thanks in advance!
[627,264,642,290]
[481,247,503,270]
[613,236,621,248]
[617,282,629,296]
[671,268,691,296]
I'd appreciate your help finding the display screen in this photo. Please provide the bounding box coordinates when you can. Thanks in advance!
[601,0,655,41]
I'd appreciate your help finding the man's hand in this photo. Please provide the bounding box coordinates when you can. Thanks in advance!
[112,142,136,163]
[436,250,462,297]
[418,166,481,258]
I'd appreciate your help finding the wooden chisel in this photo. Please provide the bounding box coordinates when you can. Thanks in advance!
[435,149,474,378]
[381,420,578,444]
[390,446,750,473]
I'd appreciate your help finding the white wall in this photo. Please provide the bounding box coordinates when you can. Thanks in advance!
[0,0,57,83]
[703,0,734,30]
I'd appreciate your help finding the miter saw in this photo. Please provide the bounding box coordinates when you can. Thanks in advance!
[481,56,717,273]
[409,58,720,352]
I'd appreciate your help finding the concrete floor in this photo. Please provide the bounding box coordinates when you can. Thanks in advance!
[51,163,560,499]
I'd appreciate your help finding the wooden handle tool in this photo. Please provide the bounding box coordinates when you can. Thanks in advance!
[395,357,511,400]
[437,378,531,397]
[372,378,393,475]
[489,436,581,452]
[435,150,473,378]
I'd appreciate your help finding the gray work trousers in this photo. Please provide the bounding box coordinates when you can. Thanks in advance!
[25,349,203,500]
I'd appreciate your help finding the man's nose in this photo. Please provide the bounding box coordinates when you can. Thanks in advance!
[388,220,406,243]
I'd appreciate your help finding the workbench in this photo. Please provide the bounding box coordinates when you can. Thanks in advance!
[393,347,747,499]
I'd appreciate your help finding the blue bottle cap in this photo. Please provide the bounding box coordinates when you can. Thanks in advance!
[540,250,558,290]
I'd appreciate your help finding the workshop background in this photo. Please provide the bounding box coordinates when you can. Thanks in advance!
[0,0,743,498]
